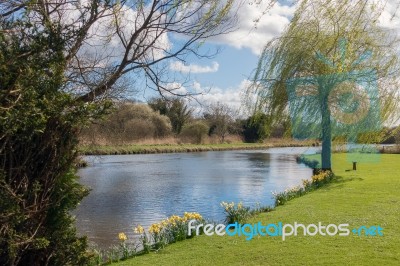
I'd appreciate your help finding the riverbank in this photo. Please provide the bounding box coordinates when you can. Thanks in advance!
[79,139,316,155]
[114,153,400,265]
[380,145,400,154]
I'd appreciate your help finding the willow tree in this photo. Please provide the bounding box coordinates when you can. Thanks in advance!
[248,0,400,170]
[0,1,240,264]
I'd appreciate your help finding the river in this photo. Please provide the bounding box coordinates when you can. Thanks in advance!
[75,146,319,248]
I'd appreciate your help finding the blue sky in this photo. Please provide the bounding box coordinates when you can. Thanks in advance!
[160,0,400,117]
[72,0,400,115]
[175,44,259,90]
[148,0,297,114]
[122,0,400,117]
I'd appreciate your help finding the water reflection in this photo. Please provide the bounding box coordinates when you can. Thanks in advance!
[75,147,318,248]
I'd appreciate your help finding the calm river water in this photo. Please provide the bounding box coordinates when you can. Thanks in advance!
[75,147,318,248]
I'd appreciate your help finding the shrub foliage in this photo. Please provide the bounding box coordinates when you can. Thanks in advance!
[0,23,106,265]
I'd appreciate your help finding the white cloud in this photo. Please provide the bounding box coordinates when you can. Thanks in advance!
[212,1,400,55]
[153,80,251,116]
[187,79,253,117]
[170,61,219,73]
[164,82,188,95]
[212,1,296,55]
[378,0,400,31]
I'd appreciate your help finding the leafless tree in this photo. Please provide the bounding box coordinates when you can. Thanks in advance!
[204,102,236,142]
[1,0,240,102]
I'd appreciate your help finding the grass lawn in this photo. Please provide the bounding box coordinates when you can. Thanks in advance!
[78,139,314,155]
[79,142,273,155]
[114,154,400,266]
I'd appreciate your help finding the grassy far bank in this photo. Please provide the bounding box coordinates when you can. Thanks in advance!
[79,139,316,155]
[114,154,400,265]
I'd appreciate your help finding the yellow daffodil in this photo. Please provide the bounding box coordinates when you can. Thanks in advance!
[149,223,161,234]
[118,232,127,241]
[183,212,202,221]
[134,225,144,234]
[161,220,168,227]
[220,201,235,211]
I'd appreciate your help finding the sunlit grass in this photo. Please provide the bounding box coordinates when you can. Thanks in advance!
[113,154,400,265]
[79,139,314,155]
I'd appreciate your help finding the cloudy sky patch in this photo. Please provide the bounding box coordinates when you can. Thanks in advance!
[170,61,220,74]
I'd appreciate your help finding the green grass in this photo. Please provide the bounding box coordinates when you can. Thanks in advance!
[79,140,313,155]
[113,154,400,265]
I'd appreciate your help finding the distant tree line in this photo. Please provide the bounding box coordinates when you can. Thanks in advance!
[80,98,293,145]
[81,98,400,146]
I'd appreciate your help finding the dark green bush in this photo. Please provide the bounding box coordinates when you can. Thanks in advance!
[243,113,270,143]
[0,23,106,265]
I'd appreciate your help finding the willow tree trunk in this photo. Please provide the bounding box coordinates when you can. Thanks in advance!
[320,92,332,171]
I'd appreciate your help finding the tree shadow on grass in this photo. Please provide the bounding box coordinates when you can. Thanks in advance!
[320,174,364,191]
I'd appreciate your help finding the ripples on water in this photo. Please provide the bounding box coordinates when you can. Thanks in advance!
[74,147,318,248]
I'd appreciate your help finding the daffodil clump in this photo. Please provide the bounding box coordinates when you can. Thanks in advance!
[114,232,130,261]
[148,212,204,245]
[114,212,204,261]
[221,201,251,224]
[132,224,152,253]
[272,185,305,206]
[273,170,334,206]
[311,170,333,185]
